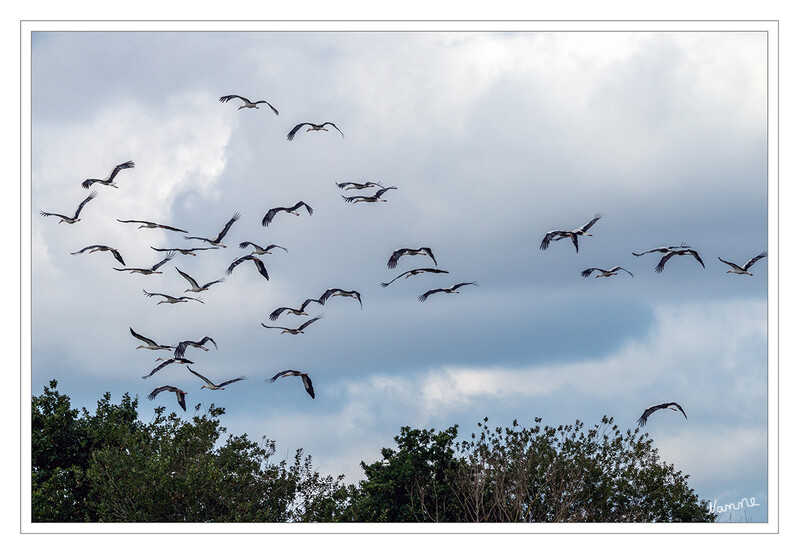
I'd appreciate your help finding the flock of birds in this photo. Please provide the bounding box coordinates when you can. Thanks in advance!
[39,92,767,431]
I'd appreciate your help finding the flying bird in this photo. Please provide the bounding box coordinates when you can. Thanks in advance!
[261,315,324,335]
[219,94,279,115]
[40,191,97,224]
[540,213,602,253]
[174,336,218,359]
[318,288,362,309]
[287,122,344,141]
[654,248,705,273]
[238,242,288,256]
[187,367,247,391]
[261,202,313,227]
[81,160,135,188]
[117,219,188,233]
[268,370,315,399]
[151,246,219,256]
[70,244,125,266]
[129,327,173,351]
[580,266,634,278]
[342,186,397,204]
[225,254,270,280]
[142,357,193,379]
[184,212,241,247]
[113,252,175,275]
[147,385,187,412]
[632,243,691,257]
[175,267,225,293]
[718,251,767,276]
[637,402,687,427]
[336,181,382,191]
[268,298,324,321]
[143,289,204,304]
[418,282,478,302]
[387,247,437,269]
[381,267,450,287]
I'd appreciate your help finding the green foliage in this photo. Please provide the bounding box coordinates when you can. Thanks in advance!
[31,381,347,523]
[342,417,716,523]
[31,382,714,523]
[340,426,464,522]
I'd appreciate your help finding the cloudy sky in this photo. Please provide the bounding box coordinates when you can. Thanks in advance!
[26,24,772,524]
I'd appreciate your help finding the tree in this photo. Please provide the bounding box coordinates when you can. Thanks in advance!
[342,417,716,523]
[31,382,347,523]
[340,425,465,522]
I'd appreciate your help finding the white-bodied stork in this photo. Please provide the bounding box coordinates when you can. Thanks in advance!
[718,251,767,276]
[147,385,187,412]
[637,402,687,427]
[81,160,134,188]
[71,244,125,266]
[187,367,247,391]
[287,122,344,141]
[40,191,97,224]
[268,370,315,399]
[261,315,324,335]
[219,94,278,115]
[261,202,313,227]
[418,282,478,302]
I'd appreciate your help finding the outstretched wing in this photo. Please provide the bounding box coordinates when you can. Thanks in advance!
[150,251,176,271]
[226,255,254,275]
[654,251,677,273]
[187,367,215,387]
[261,207,283,227]
[575,213,602,233]
[297,315,324,331]
[743,251,767,270]
[218,376,247,388]
[301,374,315,399]
[609,266,634,277]
[73,191,98,219]
[175,267,200,289]
[254,100,279,115]
[322,122,345,138]
[287,123,310,141]
[580,268,599,278]
[107,160,135,182]
[214,212,241,243]
[219,94,249,104]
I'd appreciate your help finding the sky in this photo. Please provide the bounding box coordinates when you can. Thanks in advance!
[26,25,771,525]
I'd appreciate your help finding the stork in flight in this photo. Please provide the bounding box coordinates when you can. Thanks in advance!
[71,244,125,266]
[129,327,173,351]
[187,367,247,391]
[142,357,193,379]
[261,202,313,227]
[40,191,97,224]
[319,288,362,309]
[219,94,279,115]
[336,181,382,191]
[580,266,634,278]
[151,246,219,256]
[143,289,204,305]
[262,315,324,335]
[540,213,602,253]
[654,248,705,273]
[381,267,450,287]
[184,212,240,248]
[632,243,691,257]
[226,254,270,280]
[175,267,225,293]
[419,282,478,302]
[268,298,324,321]
[342,186,397,204]
[117,219,188,233]
[637,402,687,427]
[238,241,288,256]
[268,370,315,399]
[148,385,187,412]
[718,251,767,276]
[81,160,135,188]
[287,122,344,141]
[114,252,175,275]
[174,336,218,359]
[387,247,437,269]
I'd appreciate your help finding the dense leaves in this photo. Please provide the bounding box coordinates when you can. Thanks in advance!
[31,383,714,523]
